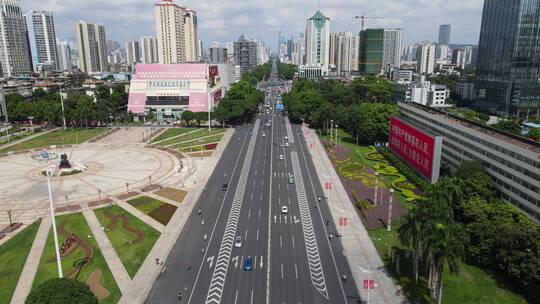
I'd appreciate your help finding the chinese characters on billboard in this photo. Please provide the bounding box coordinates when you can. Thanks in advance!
[389,116,442,183]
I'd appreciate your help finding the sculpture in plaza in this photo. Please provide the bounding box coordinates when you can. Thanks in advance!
[59,153,72,169]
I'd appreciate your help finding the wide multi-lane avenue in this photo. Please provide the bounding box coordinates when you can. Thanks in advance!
[147,63,360,304]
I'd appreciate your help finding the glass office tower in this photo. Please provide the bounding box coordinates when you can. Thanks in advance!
[359,29,384,75]
[476,0,540,117]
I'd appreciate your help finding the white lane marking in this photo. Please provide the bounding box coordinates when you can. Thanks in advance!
[232,256,239,268]
[248,209,251,218]
[278,197,281,204]
[281,264,284,279]
[259,209,261,218]
[253,180,256,186]
[284,216,288,224]
[240,256,244,269]
[250,290,254,304]
[274,215,277,223]
[288,198,291,205]
[254,256,257,269]
[260,193,263,201]
[245,229,248,240]
[234,290,238,304]
[257,229,259,240]
[290,151,329,299]
[278,184,280,190]
[251,193,254,200]
[292,236,295,248]
[207,256,215,268]
[205,120,261,304]
[280,235,282,248]
[255,169,257,175]
[295,264,299,279]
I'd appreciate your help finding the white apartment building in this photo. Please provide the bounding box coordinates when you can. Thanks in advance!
[329,32,359,75]
[383,28,403,69]
[416,42,436,74]
[125,40,140,66]
[75,21,108,73]
[155,0,198,64]
[396,74,450,108]
[140,36,158,64]
[0,0,32,77]
[31,11,60,70]
[57,41,72,71]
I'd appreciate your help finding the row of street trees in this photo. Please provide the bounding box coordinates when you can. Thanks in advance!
[282,77,396,143]
[398,161,539,303]
[212,79,264,125]
[6,85,128,127]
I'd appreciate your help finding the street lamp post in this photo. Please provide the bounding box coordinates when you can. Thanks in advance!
[59,85,67,131]
[32,150,63,278]
[330,120,334,143]
[335,125,339,144]
[387,188,394,232]
[374,172,379,206]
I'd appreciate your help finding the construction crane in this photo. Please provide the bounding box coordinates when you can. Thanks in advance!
[355,14,385,31]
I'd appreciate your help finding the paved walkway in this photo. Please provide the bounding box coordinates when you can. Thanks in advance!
[119,128,234,304]
[81,204,131,293]
[112,199,165,233]
[0,128,59,152]
[10,217,51,304]
[306,128,403,304]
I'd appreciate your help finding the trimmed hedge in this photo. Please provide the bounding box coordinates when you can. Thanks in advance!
[377,146,429,192]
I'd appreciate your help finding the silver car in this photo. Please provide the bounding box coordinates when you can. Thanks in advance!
[234,236,243,248]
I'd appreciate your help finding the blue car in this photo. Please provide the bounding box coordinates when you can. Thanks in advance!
[243,257,253,271]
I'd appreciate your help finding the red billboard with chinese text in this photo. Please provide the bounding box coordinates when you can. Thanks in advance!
[389,116,442,184]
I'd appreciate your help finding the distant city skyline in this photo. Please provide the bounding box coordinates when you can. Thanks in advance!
[20,0,484,49]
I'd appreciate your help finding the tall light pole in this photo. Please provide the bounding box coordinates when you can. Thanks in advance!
[32,150,63,278]
[28,116,34,134]
[387,188,394,232]
[330,120,334,143]
[59,85,67,131]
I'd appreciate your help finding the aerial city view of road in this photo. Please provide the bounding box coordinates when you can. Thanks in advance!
[0,0,538,304]
[147,63,359,304]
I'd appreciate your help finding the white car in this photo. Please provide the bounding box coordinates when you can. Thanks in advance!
[262,133,266,137]
[234,236,243,248]
[285,142,290,147]
[279,155,284,160]
[281,206,289,214]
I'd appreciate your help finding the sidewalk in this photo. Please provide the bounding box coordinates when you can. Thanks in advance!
[306,128,403,304]
[10,217,51,304]
[119,128,234,304]
[81,205,131,293]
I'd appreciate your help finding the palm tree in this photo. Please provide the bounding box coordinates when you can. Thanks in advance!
[423,221,464,304]
[397,205,426,283]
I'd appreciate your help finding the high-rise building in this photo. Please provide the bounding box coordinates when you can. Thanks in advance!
[476,0,540,117]
[451,48,465,69]
[140,36,158,64]
[359,29,384,75]
[125,40,141,66]
[31,11,60,70]
[106,40,121,53]
[435,44,450,60]
[305,11,330,74]
[225,42,234,63]
[0,0,33,77]
[329,32,360,75]
[155,0,198,63]
[75,20,108,73]
[252,38,268,65]
[416,42,436,74]
[383,28,403,69]
[234,34,257,75]
[57,41,72,71]
[197,39,203,61]
[209,47,227,63]
[290,40,303,66]
[438,24,451,45]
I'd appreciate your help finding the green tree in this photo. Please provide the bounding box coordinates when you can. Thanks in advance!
[398,205,427,283]
[182,110,195,126]
[492,119,521,135]
[26,278,98,304]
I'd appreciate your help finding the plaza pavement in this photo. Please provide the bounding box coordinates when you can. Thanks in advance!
[305,127,404,304]
[6,127,232,303]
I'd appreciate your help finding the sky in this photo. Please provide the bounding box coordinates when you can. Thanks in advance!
[22,0,485,50]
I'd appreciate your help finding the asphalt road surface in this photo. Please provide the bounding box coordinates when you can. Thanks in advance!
[147,64,361,304]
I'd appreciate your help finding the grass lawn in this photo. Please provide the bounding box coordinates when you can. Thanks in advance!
[157,128,224,147]
[0,128,107,154]
[151,128,196,143]
[154,187,188,203]
[127,196,177,225]
[368,227,527,304]
[32,213,121,304]
[94,205,161,278]
[178,134,224,151]
[0,222,39,304]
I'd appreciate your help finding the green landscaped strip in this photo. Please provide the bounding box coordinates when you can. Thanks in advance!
[367,227,527,304]
[127,196,165,214]
[150,128,195,143]
[0,128,107,154]
[177,134,224,151]
[32,213,121,304]
[0,222,39,304]
[156,129,225,147]
[94,205,161,278]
